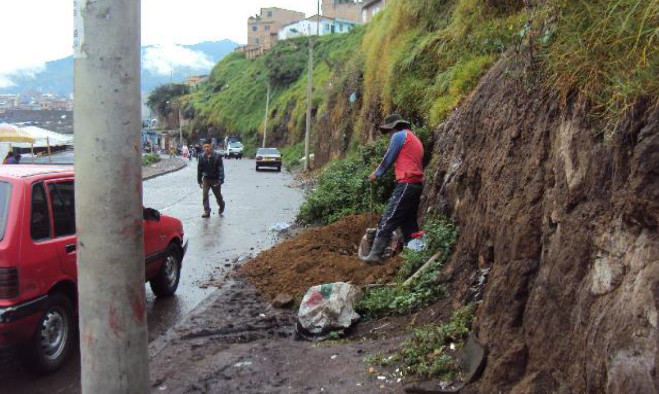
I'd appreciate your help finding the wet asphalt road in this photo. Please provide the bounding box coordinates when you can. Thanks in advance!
[0,156,304,393]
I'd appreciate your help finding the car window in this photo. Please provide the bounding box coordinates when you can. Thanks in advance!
[258,148,280,155]
[31,183,51,240]
[48,181,75,237]
[0,182,11,241]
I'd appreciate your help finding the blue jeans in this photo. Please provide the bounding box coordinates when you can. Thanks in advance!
[376,182,423,242]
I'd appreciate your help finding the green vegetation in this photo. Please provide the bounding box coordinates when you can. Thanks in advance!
[297,137,394,224]
[544,0,658,122]
[360,0,527,128]
[367,304,476,380]
[147,0,656,155]
[356,215,458,319]
[141,153,161,166]
[280,142,305,170]
[396,216,459,281]
[146,84,190,119]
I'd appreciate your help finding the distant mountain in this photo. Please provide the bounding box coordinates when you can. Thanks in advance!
[0,40,239,97]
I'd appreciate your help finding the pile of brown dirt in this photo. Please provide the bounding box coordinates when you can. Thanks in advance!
[241,214,402,300]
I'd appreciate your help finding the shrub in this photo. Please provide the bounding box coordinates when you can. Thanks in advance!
[297,137,393,224]
[141,153,161,166]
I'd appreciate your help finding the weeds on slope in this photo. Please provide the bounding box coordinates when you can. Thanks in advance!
[544,0,659,124]
[366,304,476,380]
[357,215,459,319]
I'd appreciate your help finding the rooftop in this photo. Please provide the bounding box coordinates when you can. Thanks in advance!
[0,164,74,179]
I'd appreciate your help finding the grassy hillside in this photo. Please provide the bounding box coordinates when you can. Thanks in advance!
[168,0,656,163]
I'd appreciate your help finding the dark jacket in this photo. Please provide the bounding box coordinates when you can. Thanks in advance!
[197,152,225,184]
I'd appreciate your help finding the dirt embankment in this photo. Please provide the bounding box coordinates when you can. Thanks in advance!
[241,214,402,300]
[421,54,658,393]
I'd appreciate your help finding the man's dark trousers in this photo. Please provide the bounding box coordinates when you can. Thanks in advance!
[376,182,423,242]
[202,178,225,214]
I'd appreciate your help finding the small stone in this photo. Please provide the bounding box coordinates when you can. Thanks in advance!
[272,293,294,308]
[368,367,377,374]
[364,274,376,284]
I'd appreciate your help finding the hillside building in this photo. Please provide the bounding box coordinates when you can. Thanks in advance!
[239,7,306,59]
[362,0,387,23]
[278,15,359,40]
[321,0,364,23]
[186,75,209,88]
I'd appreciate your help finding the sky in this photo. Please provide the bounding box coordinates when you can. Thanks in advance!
[0,0,320,88]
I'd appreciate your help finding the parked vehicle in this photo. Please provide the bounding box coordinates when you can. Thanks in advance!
[0,165,187,374]
[225,141,244,159]
[255,148,282,172]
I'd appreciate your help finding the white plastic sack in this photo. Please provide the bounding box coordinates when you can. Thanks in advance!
[270,221,291,232]
[298,282,363,336]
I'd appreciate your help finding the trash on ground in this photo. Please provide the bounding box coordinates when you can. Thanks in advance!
[270,221,291,232]
[234,361,253,367]
[406,231,427,251]
[297,282,363,338]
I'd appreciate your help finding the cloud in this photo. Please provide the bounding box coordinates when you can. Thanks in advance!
[0,64,47,89]
[143,44,214,75]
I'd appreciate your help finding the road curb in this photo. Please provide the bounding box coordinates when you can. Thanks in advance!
[143,158,188,181]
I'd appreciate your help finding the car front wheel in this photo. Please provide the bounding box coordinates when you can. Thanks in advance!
[150,243,182,297]
[24,293,74,374]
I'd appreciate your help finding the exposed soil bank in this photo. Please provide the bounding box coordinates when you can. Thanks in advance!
[421,54,658,393]
[241,214,402,301]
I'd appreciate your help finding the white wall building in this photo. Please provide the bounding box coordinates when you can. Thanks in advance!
[278,15,358,40]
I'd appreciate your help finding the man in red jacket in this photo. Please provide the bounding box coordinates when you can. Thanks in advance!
[361,114,424,264]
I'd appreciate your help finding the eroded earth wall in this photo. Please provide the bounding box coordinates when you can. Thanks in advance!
[421,56,658,393]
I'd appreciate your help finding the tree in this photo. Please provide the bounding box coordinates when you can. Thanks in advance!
[146,84,190,118]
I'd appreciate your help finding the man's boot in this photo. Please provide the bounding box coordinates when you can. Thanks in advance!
[360,236,390,265]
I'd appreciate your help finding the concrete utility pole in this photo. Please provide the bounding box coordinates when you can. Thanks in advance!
[263,83,270,148]
[74,0,149,393]
[304,0,321,171]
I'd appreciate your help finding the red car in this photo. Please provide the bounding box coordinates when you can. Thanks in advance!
[0,165,187,373]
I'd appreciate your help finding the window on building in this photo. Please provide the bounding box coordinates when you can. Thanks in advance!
[48,181,75,237]
[252,25,257,31]
[31,183,51,240]
[265,24,270,31]
[267,11,273,17]
[362,10,367,22]
[256,38,260,45]
[324,23,330,32]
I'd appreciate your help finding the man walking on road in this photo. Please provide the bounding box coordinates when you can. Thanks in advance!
[361,114,424,264]
[198,143,226,218]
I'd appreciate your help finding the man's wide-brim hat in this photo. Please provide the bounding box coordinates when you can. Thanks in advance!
[379,114,411,131]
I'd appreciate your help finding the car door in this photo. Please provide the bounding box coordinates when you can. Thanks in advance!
[46,179,77,278]
[19,182,61,299]
[143,214,165,280]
